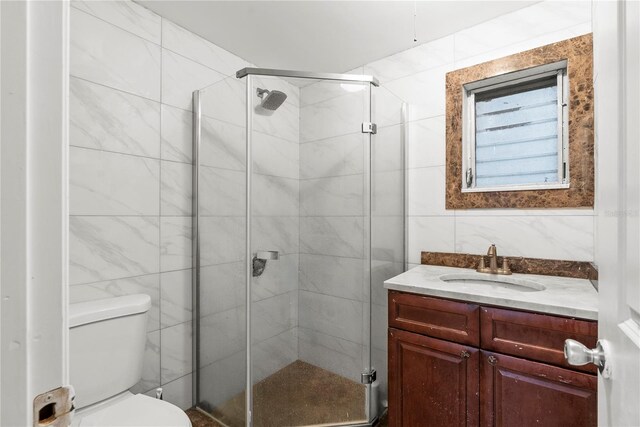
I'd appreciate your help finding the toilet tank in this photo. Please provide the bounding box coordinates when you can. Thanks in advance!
[69,294,151,409]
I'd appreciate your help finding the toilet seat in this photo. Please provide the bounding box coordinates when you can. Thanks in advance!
[72,392,192,427]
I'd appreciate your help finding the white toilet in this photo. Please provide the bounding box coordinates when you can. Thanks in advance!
[69,294,192,427]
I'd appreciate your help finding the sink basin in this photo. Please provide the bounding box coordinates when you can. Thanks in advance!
[439,273,546,292]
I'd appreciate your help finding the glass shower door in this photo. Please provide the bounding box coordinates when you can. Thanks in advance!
[194,75,248,426]
[194,70,403,427]
[248,75,373,426]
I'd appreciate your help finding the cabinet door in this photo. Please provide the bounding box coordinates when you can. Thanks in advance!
[480,350,597,427]
[388,328,479,427]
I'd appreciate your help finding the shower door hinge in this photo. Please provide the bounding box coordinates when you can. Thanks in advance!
[361,369,377,384]
[361,122,377,134]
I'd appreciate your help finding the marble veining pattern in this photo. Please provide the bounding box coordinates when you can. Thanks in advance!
[200,116,245,171]
[70,7,161,101]
[69,216,160,285]
[199,167,245,216]
[129,330,161,394]
[252,216,299,256]
[300,175,364,217]
[161,161,193,216]
[298,291,363,344]
[199,261,245,317]
[445,34,594,209]
[161,48,225,111]
[70,147,160,216]
[160,216,192,271]
[299,133,364,179]
[253,99,300,144]
[200,308,246,366]
[251,255,299,302]
[199,216,245,266]
[300,216,364,259]
[298,327,363,384]
[455,215,594,261]
[70,77,161,158]
[300,91,365,143]
[199,77,246,127]
[161,321,193,384]
[421,251,598,280]
[161,105,192,163]
[71,0,161,44]
[253,132,300,179]
[161,269,192,328]
[299,254,364,302]
[385,265,598,320]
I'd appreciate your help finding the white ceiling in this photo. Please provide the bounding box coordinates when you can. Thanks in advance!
[137,0,538,74]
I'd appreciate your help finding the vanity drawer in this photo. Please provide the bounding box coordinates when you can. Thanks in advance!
[480,307,598,373]
[388,291,480,346]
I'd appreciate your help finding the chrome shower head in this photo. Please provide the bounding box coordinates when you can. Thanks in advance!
[257,88,287,111]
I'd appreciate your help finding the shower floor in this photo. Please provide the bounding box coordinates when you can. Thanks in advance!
[199,360,367,427]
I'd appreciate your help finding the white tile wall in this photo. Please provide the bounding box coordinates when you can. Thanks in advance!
[161,105,192,163]
[161,49,225,111]
[70,77,161,158]
[71,0,162,44]
[67,0,256,410]
[70,7,161,100]
[70,216,160,285]
[70,148,160,216]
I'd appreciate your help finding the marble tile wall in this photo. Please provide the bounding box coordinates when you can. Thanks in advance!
[67,0,256,410]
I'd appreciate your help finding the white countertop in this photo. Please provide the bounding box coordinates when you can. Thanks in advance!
[384,265,598,320]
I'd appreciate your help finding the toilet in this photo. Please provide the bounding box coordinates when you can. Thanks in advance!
[69,294,192,427]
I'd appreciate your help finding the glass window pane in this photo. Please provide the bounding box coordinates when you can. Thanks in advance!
[474,76,560,188]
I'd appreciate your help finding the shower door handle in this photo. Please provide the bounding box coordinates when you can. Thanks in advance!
[255,251,279,260]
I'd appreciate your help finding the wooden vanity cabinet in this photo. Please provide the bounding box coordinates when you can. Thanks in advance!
[388,290,598,427]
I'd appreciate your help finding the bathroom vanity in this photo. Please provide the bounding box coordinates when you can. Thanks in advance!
[384,265,599,427]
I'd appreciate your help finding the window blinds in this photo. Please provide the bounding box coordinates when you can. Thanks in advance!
[474,76,560,188]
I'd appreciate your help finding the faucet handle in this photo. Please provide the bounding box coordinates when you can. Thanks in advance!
[501,257,511,274]
[478,256,486,269]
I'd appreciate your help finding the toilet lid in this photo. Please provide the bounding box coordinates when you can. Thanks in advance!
[73,394,192,427]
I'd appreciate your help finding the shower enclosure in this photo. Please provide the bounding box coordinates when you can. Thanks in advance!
[192,68,405,426]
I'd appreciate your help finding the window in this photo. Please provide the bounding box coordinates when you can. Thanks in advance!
[461,61,568,192]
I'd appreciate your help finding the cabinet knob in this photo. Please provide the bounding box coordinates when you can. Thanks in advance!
[460,350,470,359]
[487,355,498,365]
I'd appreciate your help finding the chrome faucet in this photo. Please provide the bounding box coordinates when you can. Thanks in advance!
[476,244,512,275]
